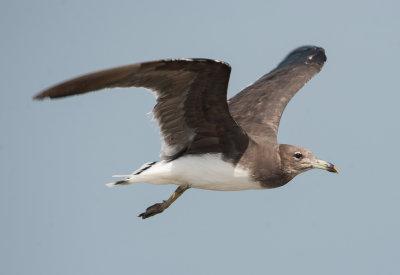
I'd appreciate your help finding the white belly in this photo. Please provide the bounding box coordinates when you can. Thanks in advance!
[132,154,263,191]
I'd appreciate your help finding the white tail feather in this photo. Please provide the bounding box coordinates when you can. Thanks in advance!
[106,180,131,187]
[106,182,116,187]
[105,161,158,188]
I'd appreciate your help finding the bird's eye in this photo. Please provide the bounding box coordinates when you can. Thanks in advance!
[294,152,303,159]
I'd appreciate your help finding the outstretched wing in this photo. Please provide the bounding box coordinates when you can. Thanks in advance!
[228,46,326,142]
[34,59,248,162]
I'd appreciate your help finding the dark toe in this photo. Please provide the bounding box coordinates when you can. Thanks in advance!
[138,203,165,219]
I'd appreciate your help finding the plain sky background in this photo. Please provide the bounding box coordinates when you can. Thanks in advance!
[1,1,399,274]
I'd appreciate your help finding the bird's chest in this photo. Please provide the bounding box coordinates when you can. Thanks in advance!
[168,154,264,191]
[236,139,286,188]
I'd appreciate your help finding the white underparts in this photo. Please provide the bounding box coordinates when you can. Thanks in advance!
[108,154,263,191]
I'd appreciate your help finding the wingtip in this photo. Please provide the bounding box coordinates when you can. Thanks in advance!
[32,92,48,100]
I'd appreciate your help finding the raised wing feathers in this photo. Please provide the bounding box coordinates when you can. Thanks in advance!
[228,46,326,141]
[34,59,248,161]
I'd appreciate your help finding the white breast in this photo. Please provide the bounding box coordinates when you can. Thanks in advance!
[133,154,263,191]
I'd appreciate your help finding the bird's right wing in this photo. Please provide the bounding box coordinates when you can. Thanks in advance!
[228,46,326,142]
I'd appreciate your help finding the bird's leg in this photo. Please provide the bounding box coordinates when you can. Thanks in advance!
[139,185,190,219]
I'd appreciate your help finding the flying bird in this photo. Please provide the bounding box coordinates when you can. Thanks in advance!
[34,46,338,219]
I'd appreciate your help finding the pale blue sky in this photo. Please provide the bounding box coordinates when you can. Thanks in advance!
[1,1,399,274]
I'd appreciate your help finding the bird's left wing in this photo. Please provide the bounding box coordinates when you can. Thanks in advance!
[34,59,248,162]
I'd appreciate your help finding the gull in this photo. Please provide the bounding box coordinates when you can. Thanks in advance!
[34,46,338,219]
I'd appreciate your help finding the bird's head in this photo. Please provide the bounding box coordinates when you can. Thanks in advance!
[278,46,327,68]
[279,144,338,179]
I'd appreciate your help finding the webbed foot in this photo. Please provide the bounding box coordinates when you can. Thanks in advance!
[138,201,166,219]
[138,185,190,219]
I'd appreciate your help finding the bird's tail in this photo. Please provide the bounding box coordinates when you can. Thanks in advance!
[106,161,157,187]
[106,178,132,187]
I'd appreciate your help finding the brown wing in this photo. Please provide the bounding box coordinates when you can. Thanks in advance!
[228,46,326,142]
[34,59,248,162]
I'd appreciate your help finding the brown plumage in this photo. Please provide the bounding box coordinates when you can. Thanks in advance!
[34,46,337,219]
